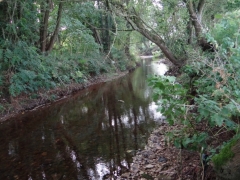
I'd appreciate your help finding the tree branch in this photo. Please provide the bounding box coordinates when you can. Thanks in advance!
[197,0,205,22]
[197,0,205,15]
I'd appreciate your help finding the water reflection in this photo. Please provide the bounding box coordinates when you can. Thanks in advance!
[0,59,167,179]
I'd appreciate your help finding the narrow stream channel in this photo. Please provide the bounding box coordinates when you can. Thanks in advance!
[0,58,167,180]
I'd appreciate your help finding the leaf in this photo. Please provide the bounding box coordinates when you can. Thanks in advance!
[155,81,165,90]
[174,139,182,148]
[165,76,176,83]
[211,114,225,126]
[76,71,83,78]
[224,119,236,129]
[182,138,192,148]
[196,133,208,143]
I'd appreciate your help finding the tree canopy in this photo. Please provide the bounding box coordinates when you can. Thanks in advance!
[0,0,239,100]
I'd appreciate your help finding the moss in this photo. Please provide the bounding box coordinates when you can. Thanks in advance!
[212,137,239,170]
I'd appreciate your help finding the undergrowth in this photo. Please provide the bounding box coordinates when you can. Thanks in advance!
[0,40,135,104]
[212,136,240,170]
[148,10,240,170]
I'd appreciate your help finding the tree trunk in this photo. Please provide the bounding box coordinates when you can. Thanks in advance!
[0,1,8,39]
[124,27,131,57]
[40,0,50,53]
[185,0,214,51]
[187,19,193,44]
[109,1,182,66]
[46,2,63,51]
[92,28,102,46]
[186,0,203,40]
[124,0,131,57]
[126,15,182,66]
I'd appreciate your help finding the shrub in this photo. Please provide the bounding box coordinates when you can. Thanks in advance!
[148,10,240,159]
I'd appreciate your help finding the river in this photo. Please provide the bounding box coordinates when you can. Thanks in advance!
[0,58,167,180]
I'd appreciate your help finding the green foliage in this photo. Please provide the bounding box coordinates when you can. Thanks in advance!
[152,0,189,60]
[210,11,240,51]
[226,0,240,11]
[110,47,129,71]
[193,10,240,131]
[2,0,39,43]
[212,136,239,170]
[149,10,240,157]
[59,15,100,56]
[182,64,200,77]
[0,0,127,98]
[0,41,53,96]
[0,40,90,96]
[84,56,109,76]
[149,75,188,125]
[148,75,208,150]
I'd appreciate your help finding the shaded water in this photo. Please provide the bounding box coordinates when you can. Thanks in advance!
[0,59,167,180]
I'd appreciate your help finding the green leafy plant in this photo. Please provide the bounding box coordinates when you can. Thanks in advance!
[148,75,208,150]
[148,75,189,125]
[148,10,240,171]
[212,136,239,170]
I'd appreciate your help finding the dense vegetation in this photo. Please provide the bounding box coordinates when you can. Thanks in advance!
[0,0,139,109]
[1,0,240,175]
[146,0,240,173]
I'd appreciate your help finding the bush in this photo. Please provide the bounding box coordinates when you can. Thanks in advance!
[148,10,240,159]
[0,41,88,96]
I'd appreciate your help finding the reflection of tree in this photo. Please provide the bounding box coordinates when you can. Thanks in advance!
[128,75,139,151]
[55,122,89,179]
[118,115,131,170]
[0,60,160,179]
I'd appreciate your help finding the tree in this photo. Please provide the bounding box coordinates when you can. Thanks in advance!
[108,0,183,66]
[39,0,63,53]
[184,0,214,51]
[107,0,230,66]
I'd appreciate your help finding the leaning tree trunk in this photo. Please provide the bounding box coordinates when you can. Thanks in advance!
[46,2,63,51]
[108,0,182,67]
[126,15,182,66]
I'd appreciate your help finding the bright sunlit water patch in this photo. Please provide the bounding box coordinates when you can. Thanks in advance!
[149,102,163,120]
[96,162,110,179]
[151,62,168,76]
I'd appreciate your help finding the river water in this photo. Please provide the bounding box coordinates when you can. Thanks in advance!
[0,58,167,180]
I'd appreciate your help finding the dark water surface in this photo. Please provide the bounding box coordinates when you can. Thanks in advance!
[0,59,167,180]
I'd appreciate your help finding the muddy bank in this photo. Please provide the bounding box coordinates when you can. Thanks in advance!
[0,71,128,122]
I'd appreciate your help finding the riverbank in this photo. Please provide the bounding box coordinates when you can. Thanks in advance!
[0,70,129,122]
[120,123,216,180]
[119,107,235,179]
